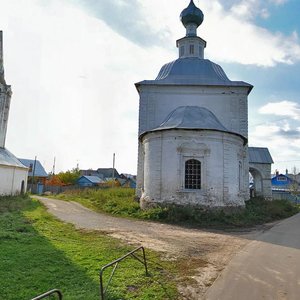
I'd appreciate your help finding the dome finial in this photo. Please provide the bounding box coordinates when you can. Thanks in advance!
[180,0,204,36]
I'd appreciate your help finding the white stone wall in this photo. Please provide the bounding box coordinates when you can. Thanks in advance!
[0,165,28,195]
[249,163,272,200]
[136,84,249,198]
[137,85,249,138]
[141,130,248,207]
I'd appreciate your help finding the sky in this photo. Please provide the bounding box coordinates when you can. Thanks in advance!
[0,0,300,175]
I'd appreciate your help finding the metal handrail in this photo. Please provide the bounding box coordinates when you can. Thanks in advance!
[99,246,148,300]
[31,289,63,300]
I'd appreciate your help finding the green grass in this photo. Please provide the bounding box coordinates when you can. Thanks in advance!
[53,188,300,228]
[0,195,179,300]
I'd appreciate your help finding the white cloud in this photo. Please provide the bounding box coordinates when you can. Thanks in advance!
[230,0,270,20]
[0,0,172,173]
[0,0,299,174]
[259,101,300,120]
[201,1,300,66]
[250,101,300,172]
[73,0,300,67]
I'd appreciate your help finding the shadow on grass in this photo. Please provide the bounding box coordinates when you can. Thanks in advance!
[0,196,164,300]
[0,199,100,299]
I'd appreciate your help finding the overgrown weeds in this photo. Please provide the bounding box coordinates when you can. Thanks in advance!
[52,188,300,228]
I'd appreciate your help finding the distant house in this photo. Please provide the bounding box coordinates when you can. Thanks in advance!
[80,169,101,178]
[117,178,136,189]
[271,173,294,190]
[19,158,48,184]
[77,175,103,187]
[80,168,121,180]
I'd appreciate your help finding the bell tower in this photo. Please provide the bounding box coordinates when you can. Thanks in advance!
[0,31,12,148]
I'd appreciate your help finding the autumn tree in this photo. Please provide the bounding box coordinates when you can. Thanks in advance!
[56,167,81,185]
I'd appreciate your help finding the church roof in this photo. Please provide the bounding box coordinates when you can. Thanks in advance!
[136,58,253,93]
[0,148,27,169]
[140,106,247,144]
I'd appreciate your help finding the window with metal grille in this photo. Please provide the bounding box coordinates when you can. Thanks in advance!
[185,159,201,189]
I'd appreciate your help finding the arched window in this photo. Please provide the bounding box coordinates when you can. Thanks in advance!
[185,159,201,189]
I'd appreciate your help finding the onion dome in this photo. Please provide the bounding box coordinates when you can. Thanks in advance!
[180,0,204,28]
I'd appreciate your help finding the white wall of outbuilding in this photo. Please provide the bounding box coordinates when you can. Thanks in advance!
[0,165,28,195]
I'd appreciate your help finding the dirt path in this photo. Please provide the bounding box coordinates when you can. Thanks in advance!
[34,196,262,299]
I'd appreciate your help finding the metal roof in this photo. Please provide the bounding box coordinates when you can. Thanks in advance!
[78,176,103,184]
[0,148,27,168]
[136,58,253,93]
[249,147,274,164]
[97,168,120,179]
[154,106,228,131]
[140,106,247,144]
[19,159,48,177]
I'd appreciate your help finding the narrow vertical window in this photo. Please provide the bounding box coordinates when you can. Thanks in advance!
[185,159,201,189]
[239,161,242,190]
[190,44,194,55]
[180,46,185,57]
[199,46,203,57]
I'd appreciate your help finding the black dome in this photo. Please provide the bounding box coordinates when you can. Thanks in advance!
[180,0,204,28]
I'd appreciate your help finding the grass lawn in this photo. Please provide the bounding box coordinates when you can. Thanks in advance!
[52,188,300,227]
[0,195,179,300]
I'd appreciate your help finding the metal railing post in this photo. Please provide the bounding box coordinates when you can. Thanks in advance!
[99,246,148,300]
[31,289,63,300]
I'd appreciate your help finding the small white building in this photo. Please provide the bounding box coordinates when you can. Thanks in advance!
[136,1,254,208]
[0,31,28,195]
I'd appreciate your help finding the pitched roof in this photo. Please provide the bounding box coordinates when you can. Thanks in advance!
[249,147,273,164]
[97,168,120,179]
[78,176,103,184]
[18,158,48,177]
[0,148,27,168]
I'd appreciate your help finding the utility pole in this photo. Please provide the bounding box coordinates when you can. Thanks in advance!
[31,156,37,193]
[52,156,56,175]
[112,153,115,186]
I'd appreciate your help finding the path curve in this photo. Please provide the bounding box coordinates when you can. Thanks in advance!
[205,213,300,300]
[34,196,255,299]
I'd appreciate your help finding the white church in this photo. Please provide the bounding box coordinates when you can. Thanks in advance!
[0,31,28,195]
[136,0,273,209]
